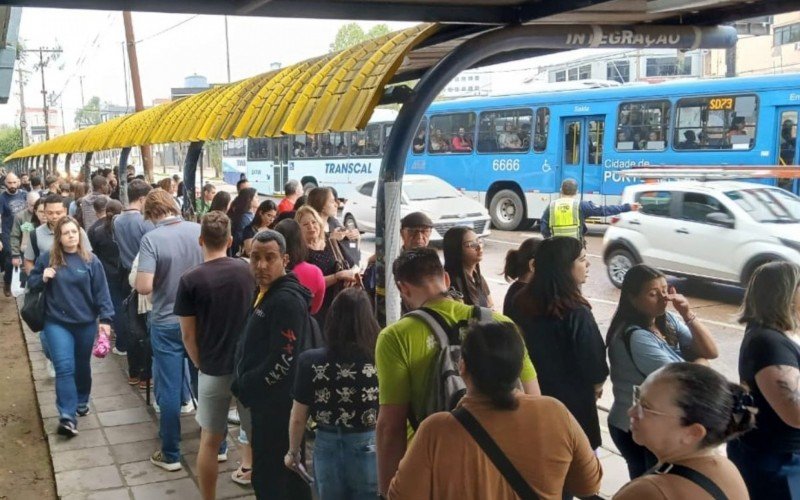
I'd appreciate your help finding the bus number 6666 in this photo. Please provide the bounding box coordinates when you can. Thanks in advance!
[492,159,521,171]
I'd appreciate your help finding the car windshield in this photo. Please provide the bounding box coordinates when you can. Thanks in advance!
[404,178,460,200]
[725,187,800,223]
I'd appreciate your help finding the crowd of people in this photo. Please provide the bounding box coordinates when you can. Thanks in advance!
[1,167,800,500]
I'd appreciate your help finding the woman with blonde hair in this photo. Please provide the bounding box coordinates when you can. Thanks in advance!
[295,206,357,329]
[28,216,114,438]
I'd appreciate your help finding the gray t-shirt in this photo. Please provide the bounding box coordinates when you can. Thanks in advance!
[113,210,155,270]
[24,224,92,262]
[137,217,202,325]
[607,312,693,431]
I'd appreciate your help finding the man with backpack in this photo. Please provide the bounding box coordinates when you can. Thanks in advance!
[375,247,541,495]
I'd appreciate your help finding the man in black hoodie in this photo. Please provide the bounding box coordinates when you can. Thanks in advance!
[233,229,312,500]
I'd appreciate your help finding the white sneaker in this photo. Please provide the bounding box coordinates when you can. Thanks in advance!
[227,408,240,425]
[47,360,55,378]
[218,451,228,462]
[112,347,127,356]
[153,402,160,413]
[181,402,195,414]
[150,450,182,472]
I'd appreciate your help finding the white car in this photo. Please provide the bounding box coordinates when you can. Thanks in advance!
[603,180,800,288]
[342,175,491,241]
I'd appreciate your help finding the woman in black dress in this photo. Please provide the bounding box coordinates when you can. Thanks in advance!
[509,236,609,451]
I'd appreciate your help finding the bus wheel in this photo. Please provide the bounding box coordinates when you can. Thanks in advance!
[489,189,524,231]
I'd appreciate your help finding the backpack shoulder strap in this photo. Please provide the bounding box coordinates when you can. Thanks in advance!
[622,326,647,378]
[653,463,728,500]
[453,407,538,500]
[405,308,451,348]
[30,227,39,260]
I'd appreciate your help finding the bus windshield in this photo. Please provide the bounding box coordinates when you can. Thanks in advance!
[726,188,800,223]
[404,178,460,200]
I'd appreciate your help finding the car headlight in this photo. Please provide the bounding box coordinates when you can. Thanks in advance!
[780,238,800,253]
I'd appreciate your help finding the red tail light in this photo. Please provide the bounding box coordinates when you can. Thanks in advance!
[610,216,620,224]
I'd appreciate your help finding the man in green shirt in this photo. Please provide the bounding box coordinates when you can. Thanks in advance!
[375,247,540,494]
[195,183,217,219]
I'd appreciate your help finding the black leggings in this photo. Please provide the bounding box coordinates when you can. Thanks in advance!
[609,425,657,480]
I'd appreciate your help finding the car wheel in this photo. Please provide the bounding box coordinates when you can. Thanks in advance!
[606,248,636,289]
[489,189,525,231]
[344,214,361,233]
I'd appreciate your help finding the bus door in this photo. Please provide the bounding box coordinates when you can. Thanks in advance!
[777,108,799,195]
[561,116,605,201]
[272,136,291,194]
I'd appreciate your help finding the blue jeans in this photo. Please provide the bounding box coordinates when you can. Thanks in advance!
[39,331,51,360]
[150,321,188,463]
[313,428,377,500]
[728,439,800,500]
[42,320,96,425]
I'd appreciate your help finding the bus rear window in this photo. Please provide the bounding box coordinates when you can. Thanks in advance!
[674,95,757,151]
[616,100,670,151]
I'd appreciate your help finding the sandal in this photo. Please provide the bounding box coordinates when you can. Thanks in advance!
[128,376,140,386]
[231,465,252,485]
[138,379,151,390]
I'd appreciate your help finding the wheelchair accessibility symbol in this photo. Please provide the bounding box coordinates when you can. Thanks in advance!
[541,159,552,173]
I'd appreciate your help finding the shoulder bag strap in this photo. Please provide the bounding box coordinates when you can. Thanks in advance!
[452,407,538,500]
[655,463,728,500]
[622,326,648,378]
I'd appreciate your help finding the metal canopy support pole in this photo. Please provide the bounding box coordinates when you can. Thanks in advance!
[35,155,40,172]
[82,152,93,183]
[119,147,131,206]
[183,141,204,220]
[52,154,59,176]
[64,153,72,180]
[375,23,738,324]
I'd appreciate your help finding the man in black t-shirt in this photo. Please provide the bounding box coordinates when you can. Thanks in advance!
[174,211,255,499]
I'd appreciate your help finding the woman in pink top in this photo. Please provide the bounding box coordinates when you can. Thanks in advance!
[274,218,325,314]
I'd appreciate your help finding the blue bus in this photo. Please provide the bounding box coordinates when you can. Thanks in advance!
[224,73,800,230]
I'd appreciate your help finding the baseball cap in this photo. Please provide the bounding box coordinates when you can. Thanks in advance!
[401,212,434,229]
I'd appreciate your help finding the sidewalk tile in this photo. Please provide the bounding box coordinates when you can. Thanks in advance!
[185,450,241,477]
[216,470,254,499]
[48,428,107,452]
[110,439,162,465]
[52,446,114,473]
[130,477,199,499]
[98,407,152,427]
[44,414,102,434]
[93,393,145,413]
[61,488,132,500]
[104,422,158,445]
[55,465,123,496]
[91,381,132,398]
[120,460,188,486]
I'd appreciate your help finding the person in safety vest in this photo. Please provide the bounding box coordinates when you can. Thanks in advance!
[540,178,639,240]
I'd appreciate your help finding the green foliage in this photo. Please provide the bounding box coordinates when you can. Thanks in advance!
[330,23,390,53]
[206,140,222,178]
[74,96,102,128]
[0,126,23,162]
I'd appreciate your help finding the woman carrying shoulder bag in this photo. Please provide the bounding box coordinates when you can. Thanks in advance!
[28,216,114,438]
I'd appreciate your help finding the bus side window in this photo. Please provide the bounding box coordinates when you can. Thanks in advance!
[616,100,670,151]
[429,112,476,154]
[477,108,531,154]
[534,107,549,152]
[674,95,758,151]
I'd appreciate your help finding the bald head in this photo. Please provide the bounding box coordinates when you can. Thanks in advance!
[26,190,40,211]
[4,172,20,193]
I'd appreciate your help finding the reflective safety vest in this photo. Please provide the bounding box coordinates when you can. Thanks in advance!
[549,197,581,239]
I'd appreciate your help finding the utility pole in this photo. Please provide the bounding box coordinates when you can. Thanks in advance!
[35,47,62,142]
[121,42,130,111]
[79,75,85,106]
[123,11,153,182]
[224,16,231,83]
[16,66,28,147]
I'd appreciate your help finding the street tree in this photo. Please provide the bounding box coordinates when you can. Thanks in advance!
[0,126,23,162]
[330,23,390,52]
[74,96,102,129]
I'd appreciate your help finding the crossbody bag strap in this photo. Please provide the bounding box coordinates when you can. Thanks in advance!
[654,463,728,500]
[452,407,538,500]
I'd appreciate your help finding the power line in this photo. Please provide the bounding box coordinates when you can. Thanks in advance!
[135,15,199,44]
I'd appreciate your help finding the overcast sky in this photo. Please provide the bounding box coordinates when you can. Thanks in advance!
[1,7,590,130]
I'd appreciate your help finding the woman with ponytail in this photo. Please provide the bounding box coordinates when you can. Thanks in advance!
[615,362,754,499]
[501,236,542,316]
[388,322,602,500]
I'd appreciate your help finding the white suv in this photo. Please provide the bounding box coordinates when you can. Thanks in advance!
[603,181,800,288]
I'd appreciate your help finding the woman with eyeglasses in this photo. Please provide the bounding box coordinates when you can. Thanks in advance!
[28,216,114,438]
[727,262,800,499]
[443,226,493,308]
[614,363,753,499]
[241,199,278,257]
[509,236,608,455]
[606,264,718,480]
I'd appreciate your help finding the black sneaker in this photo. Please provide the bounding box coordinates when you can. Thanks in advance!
[77,406,90,417]
[57,421,79,438]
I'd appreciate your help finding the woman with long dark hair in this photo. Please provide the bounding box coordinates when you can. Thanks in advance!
[87,200,130,359]
[274,218,325,315]
[606,264,718,480]
[615,363,753,499]
[286,288,381,499]
[502,236,542,316]
[728,262,800,499]
[227,187,258,256]
[242,200,277,257]
[443,226,493,308]
[389,322,602,499]
[28,216,114,438]
[208,190,232,214]
[510,236,608,451]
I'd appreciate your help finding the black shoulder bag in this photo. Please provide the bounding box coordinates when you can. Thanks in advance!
[452,406,539,500]
[652,463,728,500]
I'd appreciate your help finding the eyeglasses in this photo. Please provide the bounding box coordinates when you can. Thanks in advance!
[404,227,432,236]
[463,238,484,250]
[631,385,681,420]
